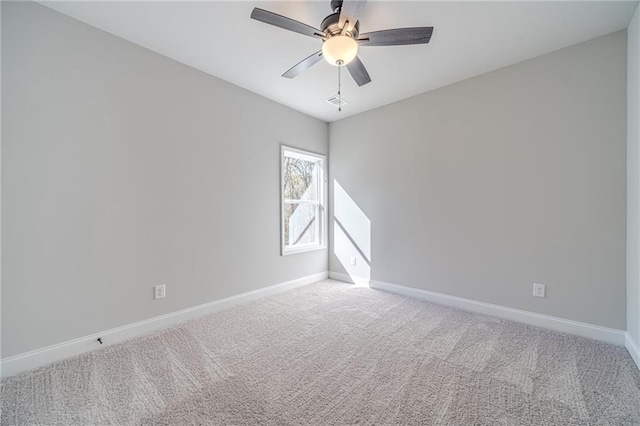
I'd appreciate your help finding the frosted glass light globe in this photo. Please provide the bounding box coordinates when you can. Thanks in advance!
[322,36,358,66]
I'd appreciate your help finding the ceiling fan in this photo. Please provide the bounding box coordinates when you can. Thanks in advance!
[250,0,434,87]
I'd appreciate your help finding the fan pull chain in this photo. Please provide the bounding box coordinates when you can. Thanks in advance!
[337,59,343,112]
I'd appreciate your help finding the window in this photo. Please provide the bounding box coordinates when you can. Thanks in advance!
[281,146,326,255]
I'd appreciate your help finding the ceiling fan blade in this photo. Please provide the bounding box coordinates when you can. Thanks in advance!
[358,27,434,46]
[282,51,324,79]
[346,56,371,87]
[251,8,325,39]
[338,0,367,34]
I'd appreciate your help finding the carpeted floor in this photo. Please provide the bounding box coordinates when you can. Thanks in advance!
[2,280,640,425]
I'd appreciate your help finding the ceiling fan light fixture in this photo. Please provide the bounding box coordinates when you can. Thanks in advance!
[322,35,358,66]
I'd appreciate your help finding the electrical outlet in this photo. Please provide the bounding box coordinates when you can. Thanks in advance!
[533,283,545,298]
[154,285,166,300]
[350,257,357,266]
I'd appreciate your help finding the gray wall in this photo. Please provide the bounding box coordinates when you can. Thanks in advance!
[329,31,627,329]
[628,5,640,349]
[2,2,328,358]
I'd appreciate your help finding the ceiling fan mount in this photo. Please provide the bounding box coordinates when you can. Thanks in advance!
[330,0,345,13]
[250,0,434,87]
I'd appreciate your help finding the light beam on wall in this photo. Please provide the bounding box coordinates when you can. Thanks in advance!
[333,180,371,287]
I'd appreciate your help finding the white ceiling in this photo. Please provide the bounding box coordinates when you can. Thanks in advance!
[41,1,638,122]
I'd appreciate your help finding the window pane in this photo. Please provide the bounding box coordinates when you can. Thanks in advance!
[284,202,318,248]
[283,155,318,202]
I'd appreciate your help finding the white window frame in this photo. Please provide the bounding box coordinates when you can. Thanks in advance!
[281,145,327,256]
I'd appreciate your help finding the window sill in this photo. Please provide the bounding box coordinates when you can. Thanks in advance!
[282,244,327,256]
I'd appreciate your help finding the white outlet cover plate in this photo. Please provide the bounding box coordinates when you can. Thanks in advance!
[154,285,166,299]
[533,283,545,298]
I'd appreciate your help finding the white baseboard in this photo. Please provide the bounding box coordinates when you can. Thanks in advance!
[0,272,328,378]
[328,271,370,286]
[369,279,626,346]
[329,271,353,283]
[626,333,640,370]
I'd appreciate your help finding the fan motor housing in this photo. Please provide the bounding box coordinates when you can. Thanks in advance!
[321,12,359,38]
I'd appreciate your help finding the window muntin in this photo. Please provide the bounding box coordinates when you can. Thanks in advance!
[281,146,326,255]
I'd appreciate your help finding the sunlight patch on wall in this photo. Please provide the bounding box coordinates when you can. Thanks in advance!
[334,180,371,287]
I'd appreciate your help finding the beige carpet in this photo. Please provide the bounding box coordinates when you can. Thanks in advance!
[2,280,640,425]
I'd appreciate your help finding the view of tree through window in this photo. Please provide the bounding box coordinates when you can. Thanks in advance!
[281,147,325,254]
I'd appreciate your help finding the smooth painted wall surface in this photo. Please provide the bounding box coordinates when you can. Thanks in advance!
[2,2,328,358]
[628,5,640,347]
[329,32,627,329]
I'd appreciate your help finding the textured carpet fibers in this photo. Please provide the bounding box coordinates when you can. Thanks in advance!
[2,280,640,425]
